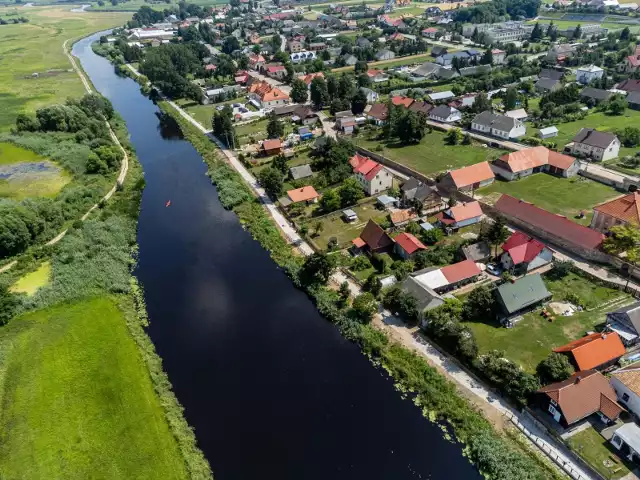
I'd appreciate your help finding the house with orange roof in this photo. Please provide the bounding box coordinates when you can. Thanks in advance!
[262,138,282,156]
[286,186,319,204]
[591,192,640,233]
[537,370,624,428]
[349,153,393,195]
[434,201,483,230]
[500,231,552,274]
[554,332,626,372]
[391,95,414,108]
[298,72,324,86]
[394,232,427,259]
[491,146,579,181]
[248,53,266,70]
[610,361,640,417]
[439,162,495,192]
[248,81,290,109]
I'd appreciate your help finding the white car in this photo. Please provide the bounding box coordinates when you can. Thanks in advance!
[486,264,501,276]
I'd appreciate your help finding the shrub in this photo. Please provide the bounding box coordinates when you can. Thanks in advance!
[351,255,371,271]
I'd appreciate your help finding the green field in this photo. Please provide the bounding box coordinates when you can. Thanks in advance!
[0,6,130,129]
[0,141,71,198]
[0,296,188,479]
[176,96,247,130]
[9,261,51,296]
[567,427,631,479]
[357,131,505,177]
[465,272,630,373]
[532,109,640,158]
[477,174,619,225]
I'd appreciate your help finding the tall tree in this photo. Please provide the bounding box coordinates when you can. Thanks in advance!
[290,78,309,103]
[573,24,582,40]
[480,48,493,65]
[351,88,368,115]
[473,92,491,113]
[257,167,283,198]
[310,77,329,109]
[530,22,542,41]
[486,217,510,257]
[505,87,518,111]
[266,111,284,139]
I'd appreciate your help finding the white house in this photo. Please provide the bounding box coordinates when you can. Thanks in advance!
[491,48,506,65]
[349,153,393,195]
[576,64,605,85]
[611,362,640,418]
[569,128,620,161]
[429,105,461,123]
[471,110,526,139]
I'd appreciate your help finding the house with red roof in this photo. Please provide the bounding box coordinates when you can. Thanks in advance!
[352,219,394,254]
[439,162,495,192]
[500,231,553,274]
[591,192,640,233]
[411,259,482,293]
[422,27,439,39]
[537,370,623,428]
[286,186,319,204]
[554,332,626,372]
[248,53,266,70]
[265,64,287,81]
[394,232,426,259]
[494,194,605,260]
[621,46,640,73]
[391,95,414,108]
[349,153,393,195]
[434,201,483,230]
[492,147,579,181]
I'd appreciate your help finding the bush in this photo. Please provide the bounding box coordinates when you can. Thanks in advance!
[383,286,419,322]
[351,255,371,271]
[536,352,574,385]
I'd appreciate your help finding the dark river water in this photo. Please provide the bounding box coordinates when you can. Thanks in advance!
[73,33,481,480]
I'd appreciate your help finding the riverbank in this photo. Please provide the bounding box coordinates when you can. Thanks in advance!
[159,99,563,480]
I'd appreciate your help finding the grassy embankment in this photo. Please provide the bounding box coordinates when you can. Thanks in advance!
[160,99,564,480]
[0,6,130,130]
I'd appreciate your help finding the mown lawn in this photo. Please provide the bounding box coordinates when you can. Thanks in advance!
[567,427,631,480]
[357,131,505,176]
[0,7,130,130]
[464,272,631,373]
[0,296,188,479]
[477,174,620,225]
[175,96,246,130]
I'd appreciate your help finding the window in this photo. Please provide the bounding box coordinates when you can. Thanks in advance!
[623,393,630,402]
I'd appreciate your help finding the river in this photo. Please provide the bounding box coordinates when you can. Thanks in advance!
[73,33,481,480]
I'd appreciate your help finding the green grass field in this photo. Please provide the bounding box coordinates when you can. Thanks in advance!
[477,174,619,225]
[532,109,640,158]
[9,261,51,296]
[0,6,130,130]
[567,427,631,479]
[0,296,188,479]
[465,272,630,372]
[176,96,247,130]
[357,131,505,177]
[0,141,71,198]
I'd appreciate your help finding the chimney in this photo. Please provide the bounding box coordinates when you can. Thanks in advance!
[575,376,581,384]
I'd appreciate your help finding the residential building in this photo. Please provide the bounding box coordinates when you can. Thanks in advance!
[375,49,395,61]
[390,209,417,228]
[580,87,612,104]
[394,232,427,260]
[610,361,640,416]
[591,192,640,232]
[554,332,626,372]
[367,103,388,125]
[408,100,433,116]
[401,276,445,321]
[471,111,526,139]
[400,178,444,213]
[343,54,358,66]
[620,45,640,73]
[628,91,640,110]
[429,91,455,102]
[495,273,551,318]
[491,49,506,65]
[436,51,470,67]
[500,232,553,274]
[248,53,266,70]
[504,108,528,122]
[411,62,441,80]
[535,77,561,93]
[266,64,287,80]
[349,153,393,195]
[606,302,640,346]
[290,51,317,64]
[430,45,448,57]
[491,146,579,180]
[360,87,378,104]
[298,72,324,87]
[392,95,414,108]
[289,164,313,180]
[434,201,483,229]
[611,423,640,462]
[568,128,620,161]
[291,105,318,126]
[287,40,304,53]
[351,219,394,254]
[537,370,623,428]
[439,161,495,192]
[538,126,559,139]
[545,44,576,63]
[429,105,461,123]
[617,79,640,93]
[422,27,439,39]
[539,68,565,81]
[248,81,290,108]
[411,260,482,293]
[286,186,319,204]
[262,138,282,156]
[577,64,604,85]
[494,194,605,257]
[366,69,388,83]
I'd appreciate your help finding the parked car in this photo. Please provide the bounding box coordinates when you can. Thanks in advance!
[486,263,501,276]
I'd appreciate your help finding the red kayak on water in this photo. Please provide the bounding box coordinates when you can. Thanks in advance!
[165,200,171,207]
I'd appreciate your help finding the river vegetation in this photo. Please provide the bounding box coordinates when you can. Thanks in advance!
[0,91,211,478]
[162,101,562,480]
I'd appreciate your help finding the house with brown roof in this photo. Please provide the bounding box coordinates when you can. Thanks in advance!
[591,192,640,233]
[491,146,579,181]
[262,138,282,156]
[434,201,483,230]
[500,231,552,274]
[617,78,640,94]
[367,103,389,125]
[394,232,427,259]
[439,162,495,192]
[611,361,640,417]
[494,195,605,260]
[554,332,626,372]
[537,370,624,428]
[286,186,319,204]
[349,153,393,195]
[352,219,394,254]
[390,209,418,227]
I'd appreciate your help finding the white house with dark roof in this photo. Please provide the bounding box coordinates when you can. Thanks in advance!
[429,105,461,123]
[568,128,620,161]
[471,110,526,139]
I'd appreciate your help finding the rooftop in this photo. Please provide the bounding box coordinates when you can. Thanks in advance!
[554,332,626,371]
[496,273,551,314]
[394,232,426,255]
[572,128,618,149]
[287,186,319,203]
[447,162,495,189]
[593,192,640,226]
